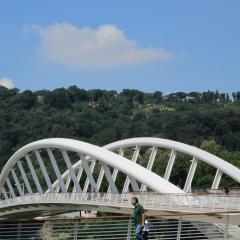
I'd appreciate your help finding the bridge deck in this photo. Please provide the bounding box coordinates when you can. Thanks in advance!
[0,192,240,219]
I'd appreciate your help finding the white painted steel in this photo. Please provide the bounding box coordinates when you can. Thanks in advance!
[128,176,140,192]
[101,163,118,193]
[0,217,236,240]
[10,168,23,196]
[66,174,72,191]
[164,150,177,180]
[83,160,96,192]
[0,192,240,216]
[61,150,82,193]
[35,150,54,193]
[184,157,198,192]
[73,164,83,192]
[1,136,240,210]
[47,148,67,193]
[122,146,140,193]
[25,154,43,194]
[140,146,158,191]
[104,137,240,184]
[79,154,97,191]
[96,165,105,191]
[113,148,124,182]
[17,161,33,194]
[50,137,240,195]
[2,138,181,193]
[212,169,223,190]
[5,177,15,198]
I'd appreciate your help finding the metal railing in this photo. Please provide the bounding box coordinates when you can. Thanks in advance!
[1,192,240,214]
[0,215,238,240]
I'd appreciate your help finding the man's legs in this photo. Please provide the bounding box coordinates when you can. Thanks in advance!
[143,231,148,240]
[135,224,143,240]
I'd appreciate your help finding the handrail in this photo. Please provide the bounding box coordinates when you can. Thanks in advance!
[0,216,237,240]
[1,192,240,216]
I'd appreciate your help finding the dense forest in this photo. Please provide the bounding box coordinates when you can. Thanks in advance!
[1,85,240,189]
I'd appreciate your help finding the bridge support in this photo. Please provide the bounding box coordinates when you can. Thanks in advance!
[122,146,140,192]
[184,157,198,192]
[164,150,177,181]
[212,169,223,190]
[141,146,158,191]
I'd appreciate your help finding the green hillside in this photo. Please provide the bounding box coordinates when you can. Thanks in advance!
[1,86,240,188]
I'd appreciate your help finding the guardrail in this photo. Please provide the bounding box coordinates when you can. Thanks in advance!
[0,215,238,240]
[1,192,240,214]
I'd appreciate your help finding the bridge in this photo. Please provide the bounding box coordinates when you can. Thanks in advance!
[0,137,240,238]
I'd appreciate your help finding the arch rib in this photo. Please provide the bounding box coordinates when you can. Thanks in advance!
[0,138,184,194]
[104,138,240,185]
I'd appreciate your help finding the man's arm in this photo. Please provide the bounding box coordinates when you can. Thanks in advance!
[141,213,145,228]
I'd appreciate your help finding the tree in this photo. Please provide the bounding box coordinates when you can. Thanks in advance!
[236,91,240,101]
[232,92,236,102]
[14,90,36,109]
[1,87,240,188]
[0,86,18,99]
[152,91,163,103]
[67,85,89,102]
[45,88,71,108]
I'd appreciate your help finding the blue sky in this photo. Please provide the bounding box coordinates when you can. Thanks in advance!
[0,0,239,93]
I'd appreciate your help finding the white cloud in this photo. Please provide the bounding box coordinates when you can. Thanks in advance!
[34,23,174,68]
[0,77,15,89]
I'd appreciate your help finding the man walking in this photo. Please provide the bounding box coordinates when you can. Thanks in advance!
[131,197,145,240]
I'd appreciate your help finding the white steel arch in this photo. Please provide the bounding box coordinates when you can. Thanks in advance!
[51,137,240,194]
[1,136,240,203]
[105,137,240,181]
[0,138,184,201]
[1,137,240,220]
